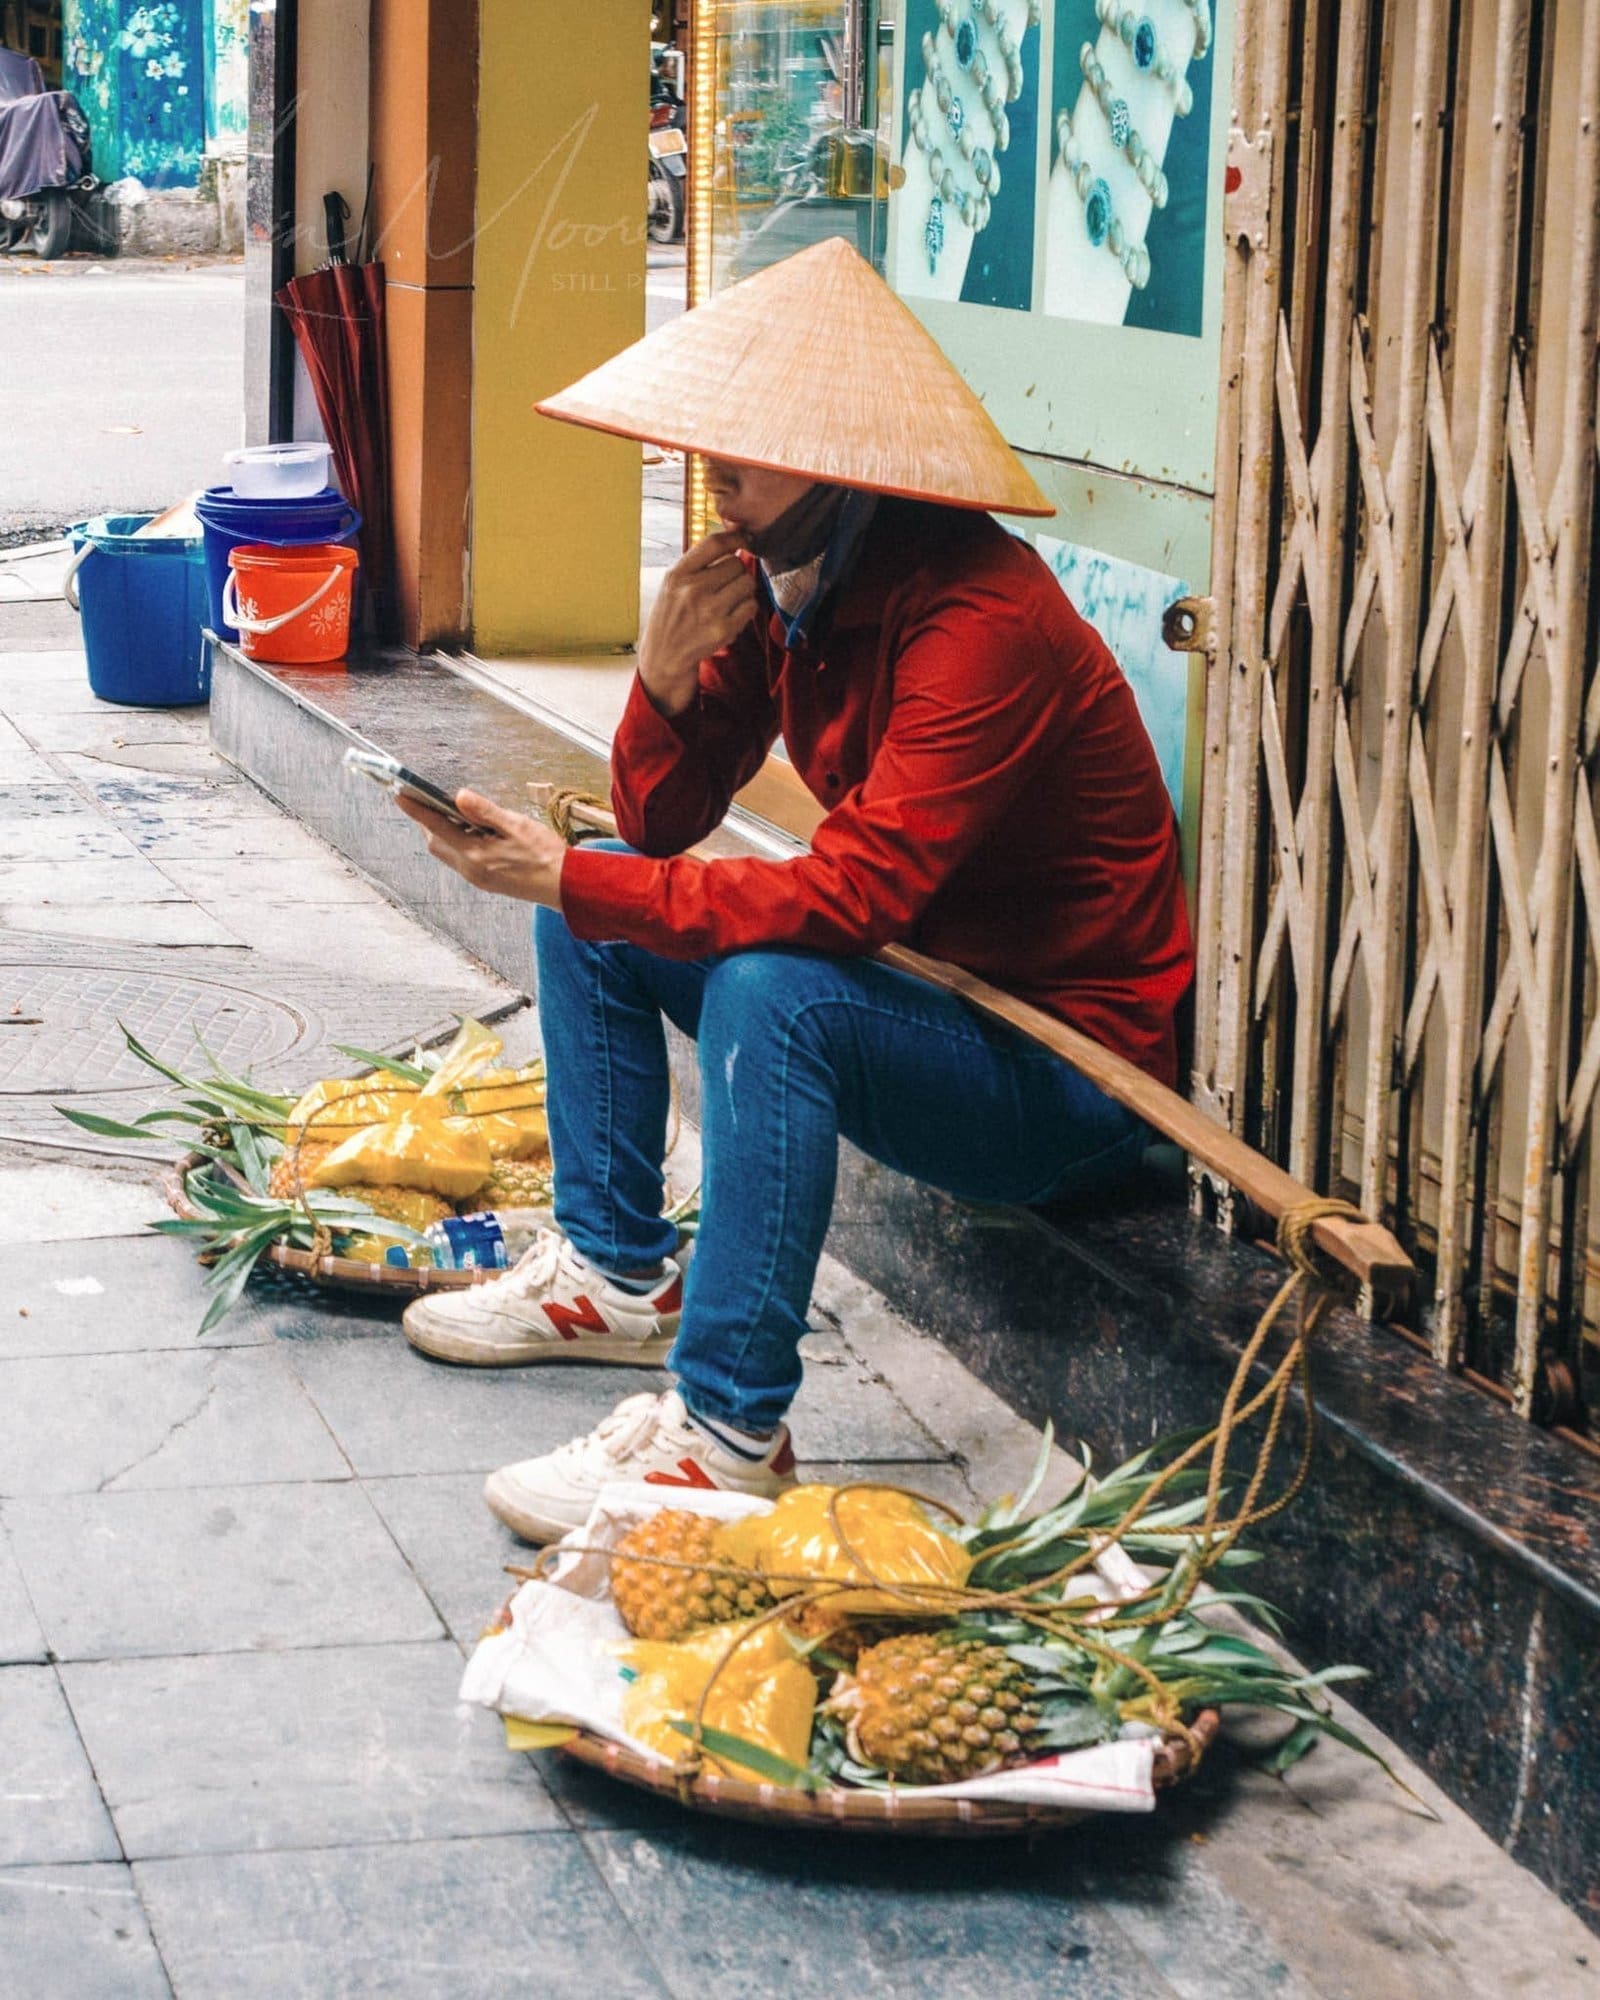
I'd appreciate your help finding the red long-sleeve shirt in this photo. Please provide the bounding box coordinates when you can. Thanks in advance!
[559,499,1194,1086]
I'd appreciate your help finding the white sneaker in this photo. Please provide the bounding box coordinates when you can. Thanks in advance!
[402,1229,682,1367]
[483,1388,799,1542]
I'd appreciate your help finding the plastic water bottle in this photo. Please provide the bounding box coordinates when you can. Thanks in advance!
[424,1213,509,1271]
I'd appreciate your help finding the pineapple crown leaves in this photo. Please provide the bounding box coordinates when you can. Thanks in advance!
[56,1024,296,1180]
[330,1042,432,1086]
[155,1160,435,1332]
[930,1601,1411,1791]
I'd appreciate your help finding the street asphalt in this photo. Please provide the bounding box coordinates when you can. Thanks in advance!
[0,245,688,558]
[0,259,246,544]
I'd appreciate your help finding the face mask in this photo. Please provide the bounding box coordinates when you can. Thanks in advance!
[742,482,850,571]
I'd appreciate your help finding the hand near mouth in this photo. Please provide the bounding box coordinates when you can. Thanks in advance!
[637,527,757,720]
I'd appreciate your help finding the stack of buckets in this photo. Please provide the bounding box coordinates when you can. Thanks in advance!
[201,485,361,664]
[65,485,361,708]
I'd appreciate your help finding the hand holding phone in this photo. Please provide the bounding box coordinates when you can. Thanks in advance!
[343,748,485,832]
[347,750,569,908]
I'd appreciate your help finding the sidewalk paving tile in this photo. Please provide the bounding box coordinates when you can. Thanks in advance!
[1080,1852,1326,2000]
[4,1236,276,1356]
[363,1472,527,1646]
[0,1667,119,1867]
[64,772,289,856]
[11,710,203,756]
[2,900,241,947]
[0,1162,167,1248]
[581,1823,1182,2000]
[0,1865,171,2000]
[211,898,498,986]
[0,1349,350,1496]
[280,1335,670,1479]
[535,1753,705,1836]
[0,1529,46,1663]
[62,1641,558,1859]
[785,1324,952,1462]
[794,1457,976,1510]
[0,717,58,783]
[0,856,195,905]
[286,1329,952,1480]
[135,1835,670,1999]
[6,1482,443,1660]
[149,851,376,906]
[0,783,142,860]
[58,741,226,780]
[0,654,151,717]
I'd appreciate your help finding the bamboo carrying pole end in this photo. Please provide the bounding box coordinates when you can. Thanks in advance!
[1310,1214,1413,1304]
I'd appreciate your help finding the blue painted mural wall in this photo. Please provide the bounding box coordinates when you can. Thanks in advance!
[64,0,243,189]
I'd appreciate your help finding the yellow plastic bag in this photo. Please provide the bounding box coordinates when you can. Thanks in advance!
[305,1021,511,1201]
[419,1018,503,1098]
[309,1102,491,1200]
[619,1619,817,1784]
[445,1065,549,1160]
[284,1075,416,1147]
[742,1486,972,1618]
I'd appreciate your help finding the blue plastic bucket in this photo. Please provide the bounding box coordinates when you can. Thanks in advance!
[194,485,360,643]
[64,516,211,708]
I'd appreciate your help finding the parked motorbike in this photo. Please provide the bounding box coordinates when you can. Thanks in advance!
[0,45,95,259]
[647,75,687,245]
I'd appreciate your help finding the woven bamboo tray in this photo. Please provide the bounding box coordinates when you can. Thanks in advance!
[554,1709,1219,1837]
[165,1153,509,1301]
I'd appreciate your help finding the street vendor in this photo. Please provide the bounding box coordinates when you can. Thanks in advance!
[396,238,1193,1543]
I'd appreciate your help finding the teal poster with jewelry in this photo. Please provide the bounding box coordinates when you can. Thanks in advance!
[1044,0,1214,335]
[885,0,1232,496]
[892,0,1042,311]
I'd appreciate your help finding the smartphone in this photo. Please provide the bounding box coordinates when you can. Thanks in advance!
[343,747,482,832]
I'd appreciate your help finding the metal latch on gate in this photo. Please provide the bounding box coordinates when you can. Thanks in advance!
[1163,594,1216,655]
[1225,128,1272,251]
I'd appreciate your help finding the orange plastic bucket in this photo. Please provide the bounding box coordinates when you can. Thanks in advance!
[222,542,359,666]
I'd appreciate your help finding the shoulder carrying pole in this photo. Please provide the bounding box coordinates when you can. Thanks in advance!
[527,775,1414,1301]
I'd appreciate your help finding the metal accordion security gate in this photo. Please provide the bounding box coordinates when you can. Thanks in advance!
[1191,0,1600,1428]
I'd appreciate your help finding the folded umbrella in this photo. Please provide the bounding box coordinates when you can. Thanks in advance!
[275,185,397,641]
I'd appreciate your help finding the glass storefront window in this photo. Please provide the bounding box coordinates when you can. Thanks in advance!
[700,0,897,290]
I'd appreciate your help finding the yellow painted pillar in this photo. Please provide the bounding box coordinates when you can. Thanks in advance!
[472,0,647,652]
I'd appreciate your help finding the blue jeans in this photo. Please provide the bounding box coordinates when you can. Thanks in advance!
[535,850,1147,1432]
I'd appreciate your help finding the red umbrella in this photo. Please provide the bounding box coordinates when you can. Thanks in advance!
[275,193,398,641]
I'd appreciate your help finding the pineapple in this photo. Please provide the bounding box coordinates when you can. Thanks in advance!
[335,1185,455,1232]
[466,1155,554,1210]
[329,1186,454,1268]
[610,1510,777,1641]
[824,1631,1044,1785]
[782,1603,911,1663]
[269,1146,332,1198]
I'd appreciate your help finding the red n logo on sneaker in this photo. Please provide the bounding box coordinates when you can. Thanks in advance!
[644,1459,719,1490]
[543,1294,609,1342]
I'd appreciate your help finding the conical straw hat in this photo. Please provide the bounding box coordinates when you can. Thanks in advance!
[535,238,1054,518]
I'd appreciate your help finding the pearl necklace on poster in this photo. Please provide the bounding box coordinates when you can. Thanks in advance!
[1054,0,1211,292]
[907,0,1043,275]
